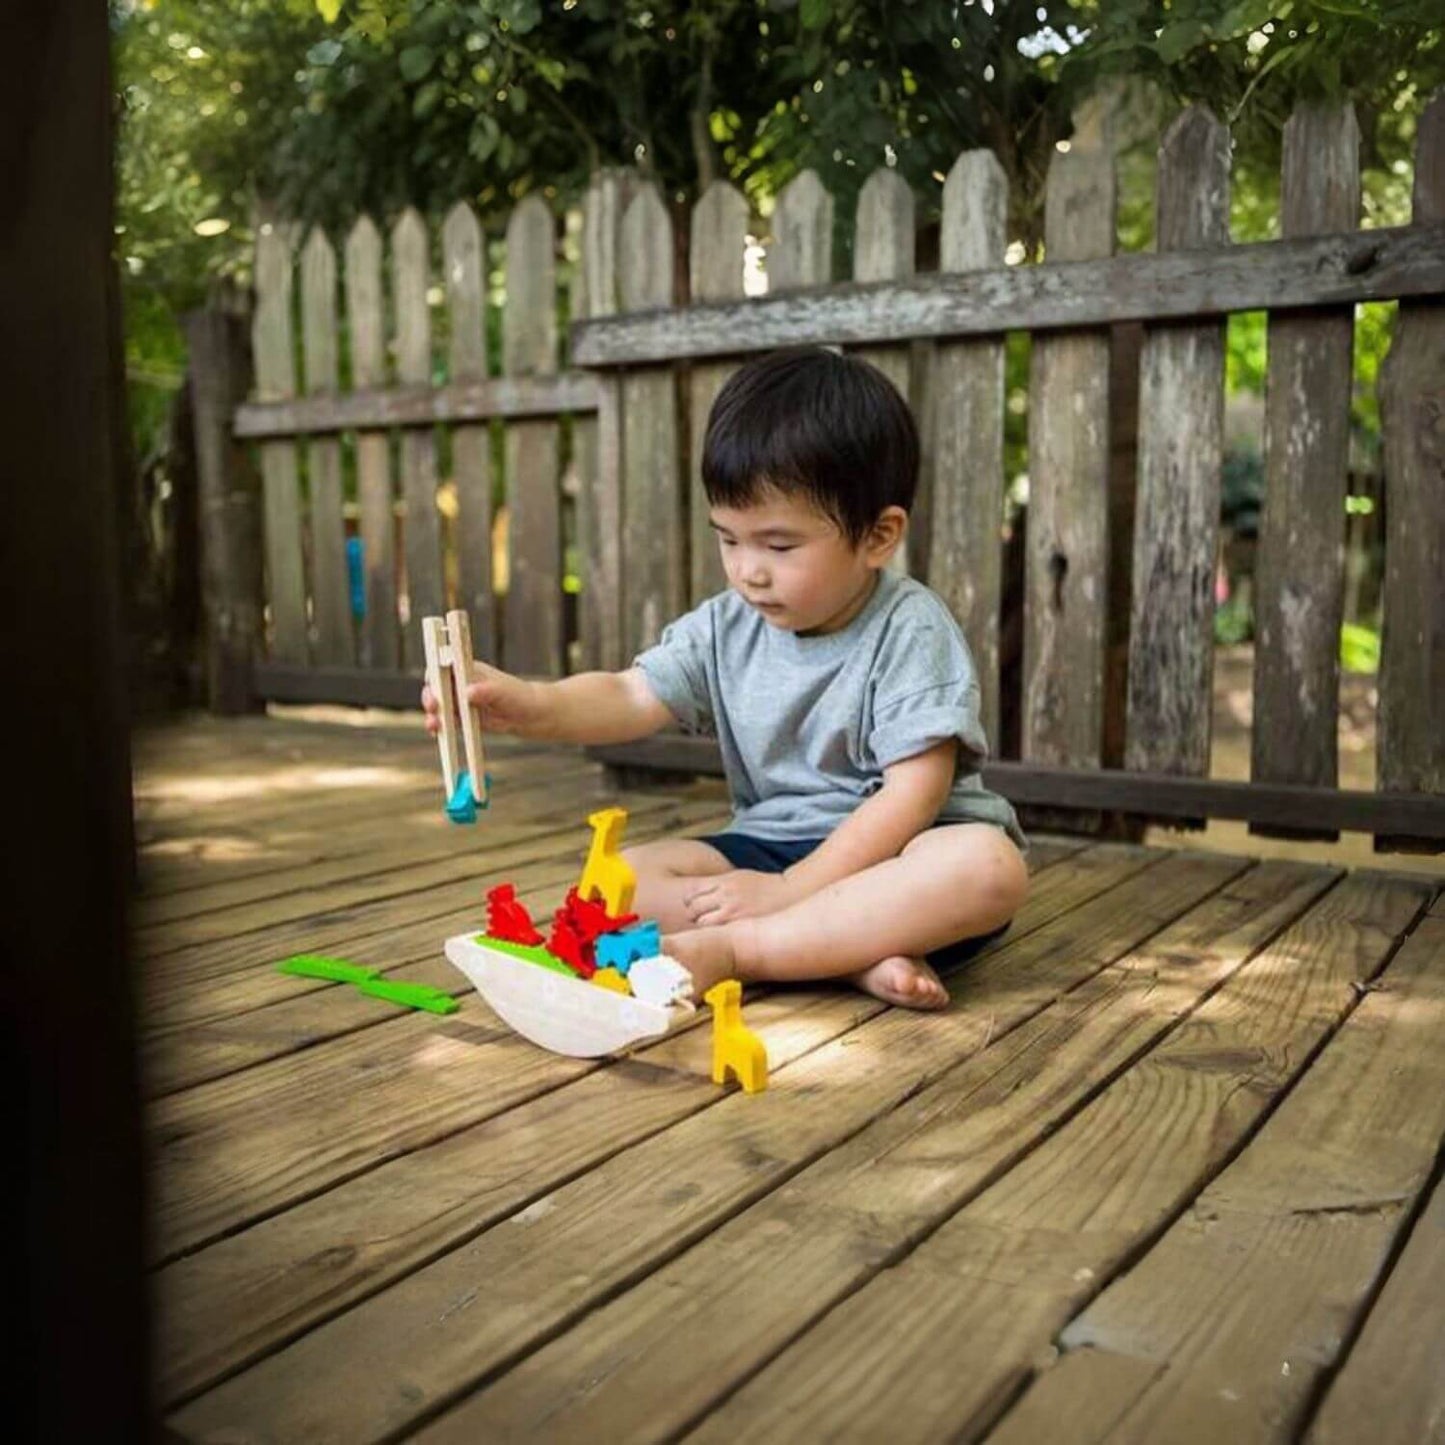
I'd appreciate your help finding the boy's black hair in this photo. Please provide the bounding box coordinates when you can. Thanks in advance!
[701,345,919,544]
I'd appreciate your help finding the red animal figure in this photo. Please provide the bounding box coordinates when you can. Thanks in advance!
[560,886,637,945]
[486,883,543,946]
[546,911,595,978]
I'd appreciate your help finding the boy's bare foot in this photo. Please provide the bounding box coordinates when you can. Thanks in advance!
[660,926,740,998]
[851,954,949,1011]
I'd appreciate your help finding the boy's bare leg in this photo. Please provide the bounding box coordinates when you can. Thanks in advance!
[622,837,734,933]
[663,823,1027,1010]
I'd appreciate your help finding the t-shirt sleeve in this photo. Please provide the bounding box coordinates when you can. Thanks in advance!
[868,602,989,769]
[632,601,716,734]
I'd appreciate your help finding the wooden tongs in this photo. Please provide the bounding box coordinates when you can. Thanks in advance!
[422,610,490,823]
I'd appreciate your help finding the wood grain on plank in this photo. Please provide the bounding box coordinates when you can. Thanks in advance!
[392,208,445,668]
[143,833,1082,1102]
[620,184,684,656]
[502,194,563,676]
[688,180,750,605]
[576,167,637,671]
[1378,91,1445,806]
[168,849,1202,1442]
[253,225,308,663]
[570,222,1445,367]
[140,797,721,1031]
[992,907,1444,1445]
[154,841,1083,1398]
[1253,104,1361,816]
[769,169,833,295]
[133,758,598,924]
[136,771,629,956]
[300,227,354,665]
[1126,107,1230,777]
[436,860,1354,1444]
[688,871,1427,1445]
[156,988,878,1408]
[1025,150,1115,771]
[344,215,400,669]
[443,201,496,662]
[141,805,731,1097]
[931,150,1008,745]
[1306,1163,1445,1445]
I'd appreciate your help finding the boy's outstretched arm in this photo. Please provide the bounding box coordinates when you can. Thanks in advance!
[684,740,957,926]
[423,665,674,747]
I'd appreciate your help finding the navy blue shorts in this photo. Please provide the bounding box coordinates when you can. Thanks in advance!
[692,830,1010,968]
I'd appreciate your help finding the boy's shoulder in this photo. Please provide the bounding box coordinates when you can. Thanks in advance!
[875,574,966,638]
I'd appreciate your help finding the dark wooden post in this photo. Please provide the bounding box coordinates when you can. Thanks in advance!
[0,0,149,1435]
[184,306,265,714]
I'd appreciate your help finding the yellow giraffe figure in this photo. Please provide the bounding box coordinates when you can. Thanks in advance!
[578,807,637,917]
[704,980,768,1094]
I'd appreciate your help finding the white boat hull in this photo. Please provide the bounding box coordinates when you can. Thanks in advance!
[444,933,676,1058]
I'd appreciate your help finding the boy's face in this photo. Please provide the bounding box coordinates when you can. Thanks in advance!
[708,488,906,635]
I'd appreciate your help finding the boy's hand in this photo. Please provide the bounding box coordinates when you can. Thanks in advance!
[683,870,793,927]
[420,662,549,739]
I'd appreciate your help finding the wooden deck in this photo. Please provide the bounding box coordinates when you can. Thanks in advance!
[136,714,1445,1444]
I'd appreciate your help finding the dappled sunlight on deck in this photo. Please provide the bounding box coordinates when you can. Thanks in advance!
[134,716,1445,1444]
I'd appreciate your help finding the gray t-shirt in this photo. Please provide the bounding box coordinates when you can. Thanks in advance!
[634,570,1025,849]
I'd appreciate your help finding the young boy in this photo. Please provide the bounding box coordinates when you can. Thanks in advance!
[426,346,1027,1010]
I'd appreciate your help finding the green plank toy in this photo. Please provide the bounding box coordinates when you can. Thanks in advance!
[277,954,460,1015]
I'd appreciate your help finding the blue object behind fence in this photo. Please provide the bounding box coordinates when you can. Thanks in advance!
[346,536,366,619]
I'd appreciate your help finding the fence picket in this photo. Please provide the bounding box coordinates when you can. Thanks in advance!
[391,207,444,669]
[688,180,750,605]
[344,215,398,670]
[1125,106,1230,780]
[577,168,636,672]
[619,184,682,657]
[852,169,922,573]
[300,227,353,665]
[1023,150,1116,769]
[770,169,833,295]
[1378,89,1445,818]
[931,149,1008,746]
[502,194,562,676]
[443,201,495,663]
[252,225,308,664]
[1252,103,1361,828]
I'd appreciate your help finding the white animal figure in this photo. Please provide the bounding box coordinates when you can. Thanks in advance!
[627,954,696,1010]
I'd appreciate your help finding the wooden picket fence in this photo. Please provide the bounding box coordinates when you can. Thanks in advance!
[190,93,1445,846]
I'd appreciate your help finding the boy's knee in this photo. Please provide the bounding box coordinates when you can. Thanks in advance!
[979,842,1028,919]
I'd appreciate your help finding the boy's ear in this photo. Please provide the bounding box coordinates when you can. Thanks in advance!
[864,506,909,566]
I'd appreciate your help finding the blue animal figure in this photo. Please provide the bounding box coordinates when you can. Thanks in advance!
[594,921,662,977]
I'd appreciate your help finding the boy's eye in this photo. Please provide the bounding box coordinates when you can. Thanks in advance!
[718,536,737,548]
[767,544,798,554]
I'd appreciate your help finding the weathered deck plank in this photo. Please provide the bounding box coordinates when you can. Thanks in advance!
[427,859,1346,1443]
[133,757,599,924]
[1306,1152,1445,1445]
[167,851,1237,1441]
[990,899,1443,1445]
[135,719,1445,1444]
[152,841,1086,1402]
[683,870,1428,1445]
[140,797,724,1036]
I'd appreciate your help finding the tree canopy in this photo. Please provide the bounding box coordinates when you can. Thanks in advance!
[113,0,1442,449]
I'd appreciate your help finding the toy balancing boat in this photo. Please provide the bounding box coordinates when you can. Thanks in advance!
[444,933,694,1058]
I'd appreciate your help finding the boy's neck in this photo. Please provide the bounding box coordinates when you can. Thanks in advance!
[794,570,883,638]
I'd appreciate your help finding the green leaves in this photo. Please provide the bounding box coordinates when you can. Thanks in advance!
[315,0,342,22]
[801,0,831,30]
[399,43,434,80]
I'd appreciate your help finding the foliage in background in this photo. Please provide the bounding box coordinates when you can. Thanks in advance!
[113,0,1442,494]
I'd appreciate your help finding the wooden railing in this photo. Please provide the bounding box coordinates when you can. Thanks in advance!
[192,96,1445,846]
